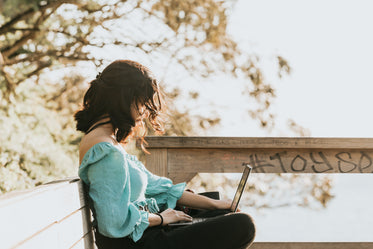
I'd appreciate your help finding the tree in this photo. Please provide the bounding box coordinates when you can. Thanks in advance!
[1,0,285,125]
[0,0,332,209]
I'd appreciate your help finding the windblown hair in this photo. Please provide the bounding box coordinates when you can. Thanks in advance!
[74,60,164,146]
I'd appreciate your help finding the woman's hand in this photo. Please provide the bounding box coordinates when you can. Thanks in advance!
[159,208,193,226]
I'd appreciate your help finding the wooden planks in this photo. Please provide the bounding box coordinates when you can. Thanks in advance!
[167,148,373,174]
[145,148,168,176]
[0,178,94,249]
[145,136,373,149]
[16,209,92,249]
[145,137,373,183]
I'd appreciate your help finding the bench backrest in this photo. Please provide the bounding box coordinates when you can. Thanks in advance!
[0,178,94,249]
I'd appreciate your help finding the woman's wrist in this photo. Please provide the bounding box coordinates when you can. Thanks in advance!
[154,213,163,226]
[148,213,164,227]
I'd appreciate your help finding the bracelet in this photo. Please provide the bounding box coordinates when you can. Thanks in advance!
[155,213,163,226]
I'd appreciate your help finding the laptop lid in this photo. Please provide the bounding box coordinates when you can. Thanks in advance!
[230,164,252,212]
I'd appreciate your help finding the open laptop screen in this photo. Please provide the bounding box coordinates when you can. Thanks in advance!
[230,164,252,212]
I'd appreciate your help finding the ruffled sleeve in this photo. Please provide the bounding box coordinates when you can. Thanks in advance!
[78,142,149,241]
[132,159,186,211]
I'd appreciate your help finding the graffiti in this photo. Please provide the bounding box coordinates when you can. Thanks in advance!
[291,155,307,172]
[248,151,373,173]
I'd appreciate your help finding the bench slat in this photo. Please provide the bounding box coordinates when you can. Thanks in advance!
[0,179,91,249]
[70,232,96,249]
[16,208,93,249]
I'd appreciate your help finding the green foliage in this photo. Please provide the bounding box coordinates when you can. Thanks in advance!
[0,78,80,193]
[0,0,43,18]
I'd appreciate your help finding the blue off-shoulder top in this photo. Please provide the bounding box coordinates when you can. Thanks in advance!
[78,142,186,242]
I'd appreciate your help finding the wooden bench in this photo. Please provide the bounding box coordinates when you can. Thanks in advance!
[1,136,372,249]
[0,178,94,249]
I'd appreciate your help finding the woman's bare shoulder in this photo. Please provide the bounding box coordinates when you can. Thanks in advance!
[79,134,116,164]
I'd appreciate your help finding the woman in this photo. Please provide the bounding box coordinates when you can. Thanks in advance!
[75,60,256,249]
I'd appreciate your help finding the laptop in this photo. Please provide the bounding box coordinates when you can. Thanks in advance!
[168,164,252,226]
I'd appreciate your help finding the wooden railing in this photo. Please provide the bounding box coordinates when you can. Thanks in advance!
[145,136,373,249]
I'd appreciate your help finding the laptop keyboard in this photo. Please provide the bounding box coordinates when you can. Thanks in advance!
[191,218,206,224]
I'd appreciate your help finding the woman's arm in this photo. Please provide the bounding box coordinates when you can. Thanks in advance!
[176,190,232,210]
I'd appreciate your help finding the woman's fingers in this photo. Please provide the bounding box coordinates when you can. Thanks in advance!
[183,213,193,221]
[160,209,193,225]
[176,210,193,221]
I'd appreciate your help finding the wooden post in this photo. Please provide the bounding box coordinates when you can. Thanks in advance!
[145,148,168,177]
[145,148,197,183]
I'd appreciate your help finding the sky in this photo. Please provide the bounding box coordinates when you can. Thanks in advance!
[200,0,373,137]
[221,1,373,241]
[81,0,373,138]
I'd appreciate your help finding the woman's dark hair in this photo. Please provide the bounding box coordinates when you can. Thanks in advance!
[74,60,164,145]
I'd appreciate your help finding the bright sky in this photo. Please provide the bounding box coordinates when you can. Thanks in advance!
[209,0,373,137]
[82,0,373,138]
[225,1,373,241]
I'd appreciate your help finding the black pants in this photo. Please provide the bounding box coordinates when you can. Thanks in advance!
[95,210,256,249]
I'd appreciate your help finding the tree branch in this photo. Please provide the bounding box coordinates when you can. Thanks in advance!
[0,6,36,35]
[6,28,89,45]
[14,60,52,85]
[27,61,52,77]
[1,2,62,58]
[0,0,73,35]
[2,31,35,57]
